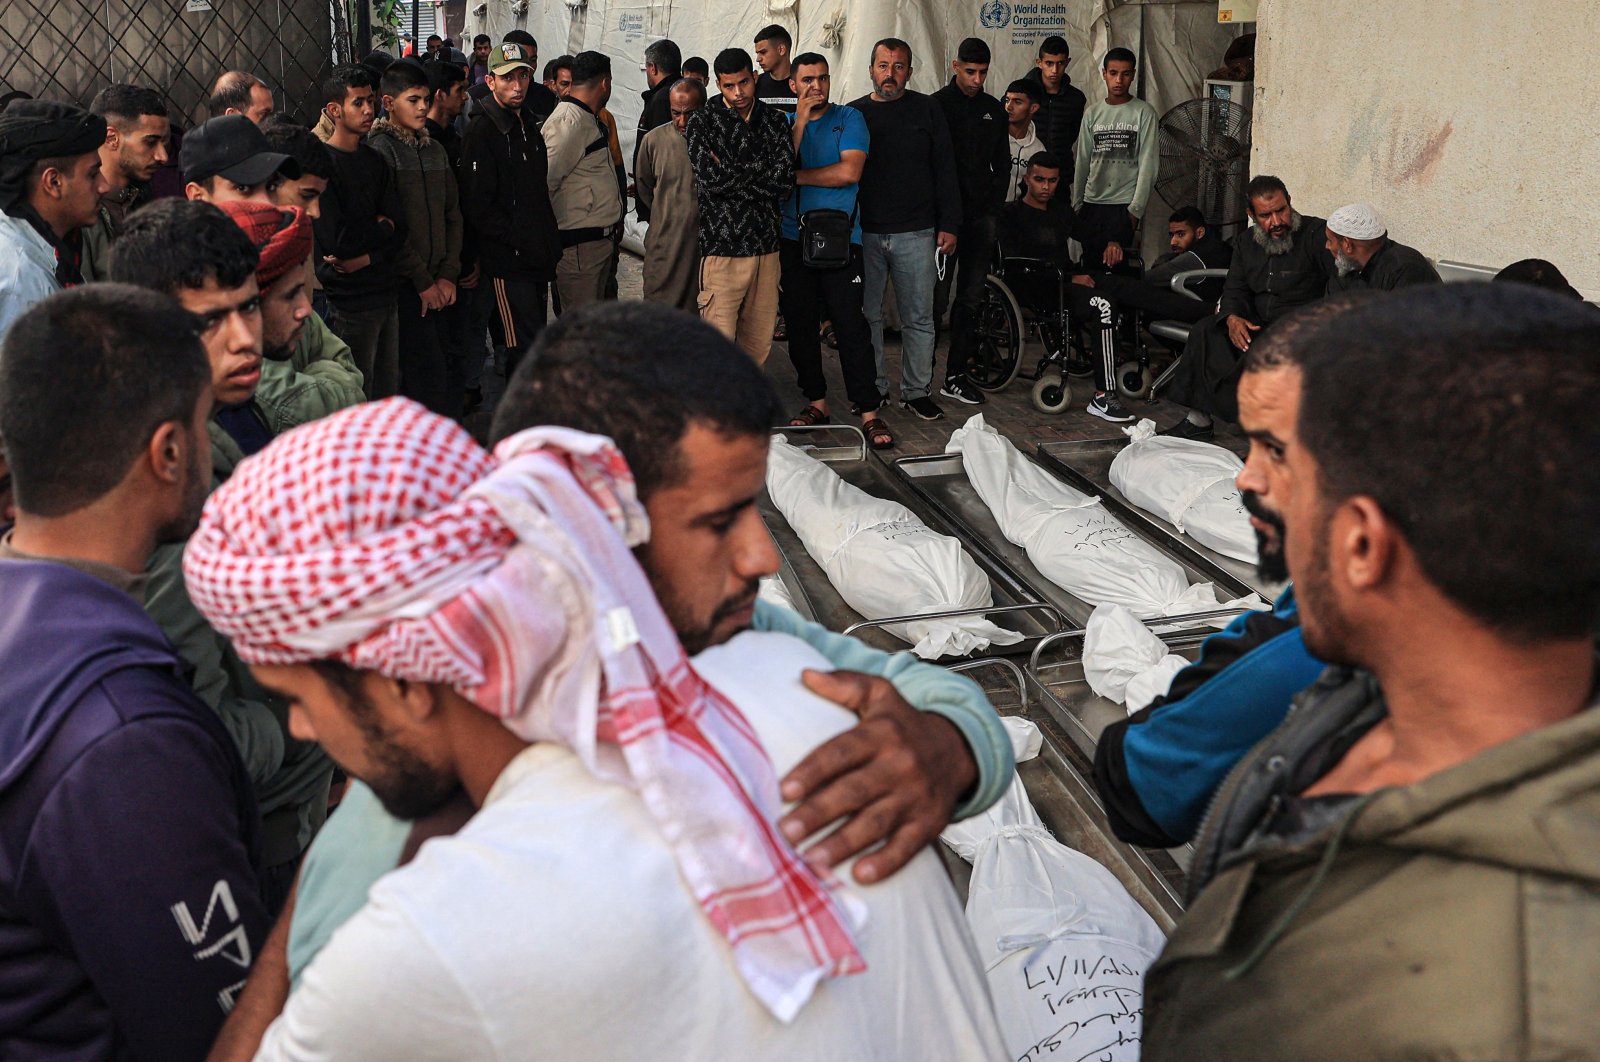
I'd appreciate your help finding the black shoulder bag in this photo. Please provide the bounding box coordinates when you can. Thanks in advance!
[797,119,857,269]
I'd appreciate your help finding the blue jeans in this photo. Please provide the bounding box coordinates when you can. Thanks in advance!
[863,228,937,401]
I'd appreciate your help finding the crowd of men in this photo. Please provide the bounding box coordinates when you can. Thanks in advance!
[0,17,1596,1062]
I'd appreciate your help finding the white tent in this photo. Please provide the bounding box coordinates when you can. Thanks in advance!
[468,0,1241,254]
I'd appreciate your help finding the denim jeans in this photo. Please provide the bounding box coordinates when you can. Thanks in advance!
[863,228,937,401]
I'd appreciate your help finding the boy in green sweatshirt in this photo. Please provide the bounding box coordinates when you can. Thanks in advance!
[1071,47,1159,270]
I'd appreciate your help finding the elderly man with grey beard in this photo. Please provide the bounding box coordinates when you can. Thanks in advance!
[1323,201,1441,293]
[1160,174,1335,438]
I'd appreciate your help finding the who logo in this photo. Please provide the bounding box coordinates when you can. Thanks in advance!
[979,0,1011,29]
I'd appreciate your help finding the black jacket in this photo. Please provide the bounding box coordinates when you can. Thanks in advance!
[932,80,1010,221]
[1220,215,1337,325]
[459,94,561,281]
[1144,231,1235,305]
[633,81,676,222]
[996,198,1074,267]
[467,79,558,123]
[1326,237,1441,293]
[314,142,407,310]
[1024,68,1087,184]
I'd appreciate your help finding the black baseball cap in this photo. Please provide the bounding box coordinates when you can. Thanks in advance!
[180,115,300,186]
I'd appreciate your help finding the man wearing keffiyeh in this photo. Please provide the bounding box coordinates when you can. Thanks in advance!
[188,391,1006,1058]
[0,100,109,341]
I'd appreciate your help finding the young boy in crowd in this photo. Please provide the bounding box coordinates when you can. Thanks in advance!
[366,60,463,416]
[314,63,406,399]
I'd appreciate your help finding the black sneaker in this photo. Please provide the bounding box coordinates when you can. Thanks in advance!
[900,395,946,421]
[940,377,985,405]
[1159,417,1214,440]
[1086,392,1134,423]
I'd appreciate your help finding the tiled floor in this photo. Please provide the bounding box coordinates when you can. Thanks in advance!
[573,252,1240,455]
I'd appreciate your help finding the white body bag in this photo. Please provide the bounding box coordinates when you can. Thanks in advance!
[947,416,1248,619]
[1108,419,1258,564]
[765,436,1021,658]
[942,717,1166,1061]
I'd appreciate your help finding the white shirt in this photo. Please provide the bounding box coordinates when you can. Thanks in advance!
[255,632,1006,1060]
[1006,121,1042,203]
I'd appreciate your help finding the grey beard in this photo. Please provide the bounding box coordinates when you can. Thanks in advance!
[1251,209,1303,256]
[1334,251,1361,276]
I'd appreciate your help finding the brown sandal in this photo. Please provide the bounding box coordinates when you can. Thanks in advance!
[788,404,830,427]
[862,416,895,450]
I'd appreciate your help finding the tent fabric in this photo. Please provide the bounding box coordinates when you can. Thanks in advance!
[468,1,1241,254]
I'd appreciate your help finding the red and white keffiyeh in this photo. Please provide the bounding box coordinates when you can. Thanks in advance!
[184,398,865,1021]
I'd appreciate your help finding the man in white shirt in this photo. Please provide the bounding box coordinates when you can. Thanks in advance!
[193,305,1011,1060]
[1001,78,1042,204]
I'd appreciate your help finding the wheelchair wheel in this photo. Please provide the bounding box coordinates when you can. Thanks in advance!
[1115,360,1154,400]
[965,275,1026,393]
[1031,371,1072,415]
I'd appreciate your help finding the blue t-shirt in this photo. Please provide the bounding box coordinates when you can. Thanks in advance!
[782,103,869,245]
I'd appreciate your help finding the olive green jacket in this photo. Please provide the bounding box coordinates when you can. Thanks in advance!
[143,346,363,867]
[258,311,368,418]
[1142,667,1600,1061]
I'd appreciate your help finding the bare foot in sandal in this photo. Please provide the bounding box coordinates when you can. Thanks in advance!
[862,416,895,450]
[789,403,830,427]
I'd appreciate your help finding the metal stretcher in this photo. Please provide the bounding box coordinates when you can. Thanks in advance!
[889,450,1259,630]
[1032,435,1285,602]
[759,425,1066,662]
[879,443,1265,927]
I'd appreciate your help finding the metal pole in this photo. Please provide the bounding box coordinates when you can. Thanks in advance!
[411,0,419,56]
[355,0,371,58]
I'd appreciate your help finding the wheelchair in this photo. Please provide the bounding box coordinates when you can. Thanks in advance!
[963,248,1144,414]
[964,247,1225,413]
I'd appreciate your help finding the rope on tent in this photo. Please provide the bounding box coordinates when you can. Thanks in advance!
[820,8,846,50]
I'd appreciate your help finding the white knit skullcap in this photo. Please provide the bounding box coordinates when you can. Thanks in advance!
[1327,202,1386,241]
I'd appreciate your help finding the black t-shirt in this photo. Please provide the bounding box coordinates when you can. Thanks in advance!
[755,71,797,114]
[996,198,1074,266]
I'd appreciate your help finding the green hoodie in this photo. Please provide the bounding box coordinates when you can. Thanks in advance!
[1142,666,1600,1060]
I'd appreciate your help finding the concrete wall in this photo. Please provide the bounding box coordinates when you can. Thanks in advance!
[1252,0,1600,297]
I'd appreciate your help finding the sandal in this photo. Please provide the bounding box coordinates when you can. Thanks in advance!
[862,416,895,450]
[820,324,838,350]
[788,404,830,428]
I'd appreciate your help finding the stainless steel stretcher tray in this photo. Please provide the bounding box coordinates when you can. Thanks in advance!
[1033,436,1284,602]
[759,426,1066,661]
[946,639,1208,932]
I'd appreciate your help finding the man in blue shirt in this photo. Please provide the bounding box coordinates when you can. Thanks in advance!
[778,53,893,449]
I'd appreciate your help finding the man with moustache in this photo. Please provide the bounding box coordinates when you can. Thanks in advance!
[849,38,961,421]
[636,77,704,311]
[461,41,561,375]
[1141,282,1600,1059]
[1322,201,1440,293]
[1092,298,1361,849]
[82,84,169,281]
[1161,175,1335,438]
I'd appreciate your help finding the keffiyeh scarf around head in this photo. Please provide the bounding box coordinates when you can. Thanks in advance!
[183,398,865,1021]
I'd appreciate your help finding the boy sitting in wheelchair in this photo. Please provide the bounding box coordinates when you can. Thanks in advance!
[965,151,1231,421]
